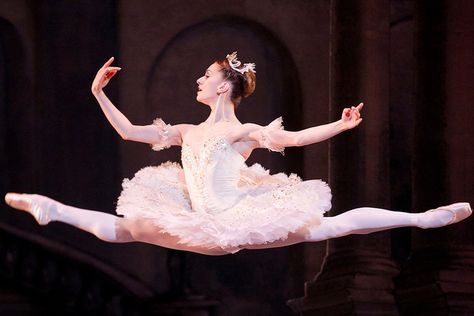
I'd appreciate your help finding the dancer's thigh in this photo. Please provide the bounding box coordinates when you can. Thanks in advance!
[243,224,310,250]
[119,217,229,256]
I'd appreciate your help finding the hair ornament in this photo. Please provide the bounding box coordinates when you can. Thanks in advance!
[226,51,256,74]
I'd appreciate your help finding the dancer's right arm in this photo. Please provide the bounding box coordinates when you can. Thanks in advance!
[91,57,185,147]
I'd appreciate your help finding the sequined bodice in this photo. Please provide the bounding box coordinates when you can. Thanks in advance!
[181,136,245,214]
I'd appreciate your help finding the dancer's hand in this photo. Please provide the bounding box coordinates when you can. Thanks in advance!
[341,102,363,130]
[91,57,121,95]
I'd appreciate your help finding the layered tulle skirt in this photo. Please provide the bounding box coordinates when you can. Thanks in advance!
[116,162,331,251]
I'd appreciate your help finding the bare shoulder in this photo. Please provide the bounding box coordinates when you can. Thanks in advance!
[173,123,198,134]
[230,122,263,143]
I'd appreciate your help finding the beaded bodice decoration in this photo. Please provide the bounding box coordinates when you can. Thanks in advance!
[181,136,245,215]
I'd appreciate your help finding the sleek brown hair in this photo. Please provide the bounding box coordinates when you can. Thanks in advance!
[215,58,256,106]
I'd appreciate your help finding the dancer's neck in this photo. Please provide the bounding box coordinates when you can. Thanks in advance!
[205,93,239,125]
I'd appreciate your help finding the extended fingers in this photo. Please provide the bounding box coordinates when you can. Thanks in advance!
[103,66,121,74]
[343,104,363,122]
[102,57,115,69]
[352,108,361,119]
[350,118,363,128]
[103,67,121,79]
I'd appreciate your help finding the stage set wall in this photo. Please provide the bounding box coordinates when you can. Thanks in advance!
[0,1,473,315]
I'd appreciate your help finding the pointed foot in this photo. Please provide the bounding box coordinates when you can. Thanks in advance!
[4,192,53,225]
[5,193,32,212]
[436,202,472,225]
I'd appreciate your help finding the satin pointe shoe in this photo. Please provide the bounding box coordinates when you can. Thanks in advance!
[4,193,53,225]
[434,202,472,225]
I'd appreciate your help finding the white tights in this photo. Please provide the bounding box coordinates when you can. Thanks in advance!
[4,194,120,242]
[305,207,452,242]
[56,203,121,242]
[4,193,470,255]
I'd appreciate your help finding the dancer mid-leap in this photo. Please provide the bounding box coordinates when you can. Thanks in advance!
[5,53,472,255]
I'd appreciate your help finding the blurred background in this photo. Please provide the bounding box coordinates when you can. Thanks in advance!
[0,0,472,315]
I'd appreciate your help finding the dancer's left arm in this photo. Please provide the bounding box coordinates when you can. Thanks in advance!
[246,102,363,148]
[91,57,186,148]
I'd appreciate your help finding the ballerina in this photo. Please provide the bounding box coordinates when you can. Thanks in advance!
[5,53,472,256]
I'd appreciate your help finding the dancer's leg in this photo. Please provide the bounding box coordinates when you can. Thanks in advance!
[245,203,472,249]
[5,193,131,242]
[306,204,471,242]
[7,193,469,255]
[119,217,233,256]
[244,208,428,250]
[5,193,231,255]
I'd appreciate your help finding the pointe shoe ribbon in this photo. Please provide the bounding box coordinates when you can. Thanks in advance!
[433,202,472,225]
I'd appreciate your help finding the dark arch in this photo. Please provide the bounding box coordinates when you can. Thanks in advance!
[145,14,303,174]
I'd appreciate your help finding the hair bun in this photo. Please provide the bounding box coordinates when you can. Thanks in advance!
[242,71,256,98]
[215,56,257,106]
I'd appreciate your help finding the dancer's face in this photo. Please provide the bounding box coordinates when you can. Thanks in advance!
[196,63,226,105]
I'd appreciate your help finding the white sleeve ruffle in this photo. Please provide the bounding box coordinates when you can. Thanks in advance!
[150,118,172,151]
[260,117,285,154]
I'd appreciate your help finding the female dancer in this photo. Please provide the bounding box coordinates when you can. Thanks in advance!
[5,53,472,256]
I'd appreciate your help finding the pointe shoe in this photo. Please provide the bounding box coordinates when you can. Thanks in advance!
[5,192,30,209]
[5,193,53,225]
[432,202,472,225]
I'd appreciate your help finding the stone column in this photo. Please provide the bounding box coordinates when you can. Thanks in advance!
[395,1,474,315]
[288,0,399,314]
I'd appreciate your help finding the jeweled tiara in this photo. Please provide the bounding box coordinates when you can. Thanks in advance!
[226,51,256,74]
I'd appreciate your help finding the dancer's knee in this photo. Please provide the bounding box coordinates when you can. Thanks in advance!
[118,217,152,242]
[115,218,135,242]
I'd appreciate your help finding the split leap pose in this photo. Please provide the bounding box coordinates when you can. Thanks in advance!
[5,53,472,255]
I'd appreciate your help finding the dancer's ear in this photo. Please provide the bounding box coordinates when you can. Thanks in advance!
[217,82,230,94]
